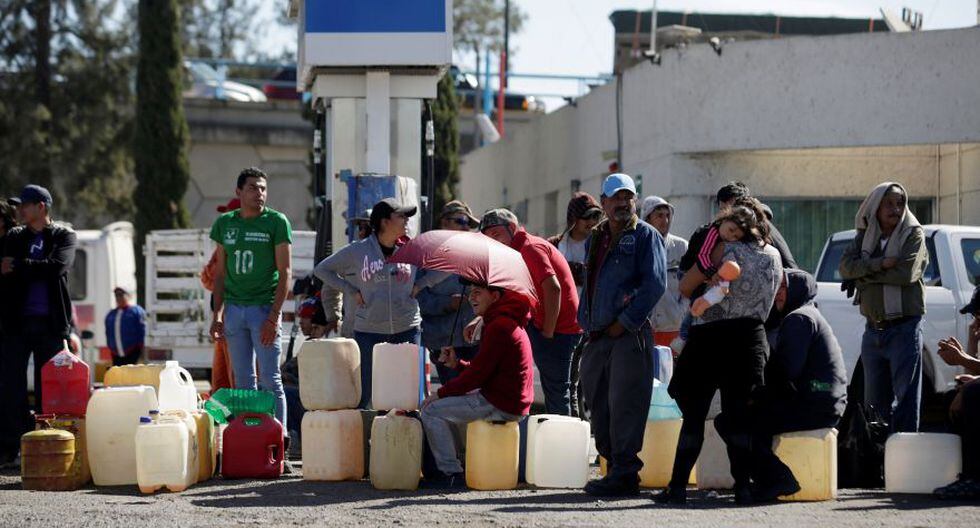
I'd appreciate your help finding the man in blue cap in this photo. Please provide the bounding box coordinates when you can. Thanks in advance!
[579,173,667,496]
[0,184,77,468]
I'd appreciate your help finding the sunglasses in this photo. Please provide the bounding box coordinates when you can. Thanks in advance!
[444,216,471,227]
[580,210,603,220]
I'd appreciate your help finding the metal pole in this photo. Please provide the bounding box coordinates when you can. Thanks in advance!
[497,51,506,137]
[503,0,510,88]
[650,0,658,52]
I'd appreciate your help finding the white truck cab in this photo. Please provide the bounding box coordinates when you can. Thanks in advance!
[814,225,980,395]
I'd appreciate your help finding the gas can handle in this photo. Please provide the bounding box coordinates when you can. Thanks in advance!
[267,444,280,465]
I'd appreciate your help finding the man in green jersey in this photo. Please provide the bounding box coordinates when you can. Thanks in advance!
[209,167,292,432]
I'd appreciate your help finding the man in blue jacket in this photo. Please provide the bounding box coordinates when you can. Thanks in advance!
[580,173,667,497]
[104,286,147,366]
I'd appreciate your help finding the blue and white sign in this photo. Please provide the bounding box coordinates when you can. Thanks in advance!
[300,0,452,74]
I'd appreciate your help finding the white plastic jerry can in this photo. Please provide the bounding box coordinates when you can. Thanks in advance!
[371,343,421,411]
[135,416,191,493]
[298,338,361,411]
[301,410,364,481]
[369,410,424,491]
[86,386,158,486]
[531,417,590,488]
[157,361,197,412]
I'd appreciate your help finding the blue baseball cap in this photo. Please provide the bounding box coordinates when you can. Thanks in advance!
[601,173,636,198]
[8,184,53,207]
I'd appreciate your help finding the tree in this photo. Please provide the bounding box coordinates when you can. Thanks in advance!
[432,73,460,215]
[179,0,264,60]
[134,1,191,279]
[453,0,526,71]
[0,0,136,226]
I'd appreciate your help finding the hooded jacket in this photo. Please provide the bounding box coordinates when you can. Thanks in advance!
[766,269,848,422]
[314,234,441,335]
[437,291,534,417]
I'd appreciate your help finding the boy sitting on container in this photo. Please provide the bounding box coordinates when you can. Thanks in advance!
[420,281,534,488]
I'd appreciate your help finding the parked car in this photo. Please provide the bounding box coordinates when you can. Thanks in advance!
[263,66,301,101]
[451,66,542,112]
[813,225,980,405]
[183,60,267,103]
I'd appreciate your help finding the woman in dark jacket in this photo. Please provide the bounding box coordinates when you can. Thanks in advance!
[656,201,782,505]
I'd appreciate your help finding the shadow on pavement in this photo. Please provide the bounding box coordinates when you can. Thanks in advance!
[833,490,978,511]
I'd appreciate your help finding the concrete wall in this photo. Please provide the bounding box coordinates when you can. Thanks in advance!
[459,27,980,238]
[184,99,313,229]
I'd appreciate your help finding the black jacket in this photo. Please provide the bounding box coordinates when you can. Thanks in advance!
[1,223,77,337]
[765,269,847,421]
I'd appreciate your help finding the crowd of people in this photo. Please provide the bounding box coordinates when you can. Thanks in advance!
[0,168,977,500]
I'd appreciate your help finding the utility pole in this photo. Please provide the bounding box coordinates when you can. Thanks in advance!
[503,0,510,88]
[650,0,658,53]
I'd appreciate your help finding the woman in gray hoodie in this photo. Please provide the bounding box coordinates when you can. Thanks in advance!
[315,198,441,409]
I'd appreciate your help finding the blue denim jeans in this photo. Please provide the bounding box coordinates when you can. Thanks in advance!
[861,316,923,433]
[528,324,580,416]
[224,303,287,430]
[353,327,421,409]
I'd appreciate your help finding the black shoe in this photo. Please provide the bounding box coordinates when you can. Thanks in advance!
[751,472,801,503]
[651,486,687,505]
[734,484,755,505]
[583,476,640,497]
[422,472,467,490]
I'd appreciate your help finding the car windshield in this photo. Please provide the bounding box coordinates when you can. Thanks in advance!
[816,234,941,286]
[187,61,218,82]
[961,239,980,285]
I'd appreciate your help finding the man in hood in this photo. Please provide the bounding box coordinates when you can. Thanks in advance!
[839,182,927,433]
[744,269,847,501]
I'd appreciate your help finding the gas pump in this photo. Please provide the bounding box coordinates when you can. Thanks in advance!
[288,0,453,259]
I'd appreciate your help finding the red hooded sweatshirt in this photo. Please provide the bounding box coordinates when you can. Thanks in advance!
[436,291,534,417]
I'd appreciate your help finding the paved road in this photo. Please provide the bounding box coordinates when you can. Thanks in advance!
[2,468,978,527]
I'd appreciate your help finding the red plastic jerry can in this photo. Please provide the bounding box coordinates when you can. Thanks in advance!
[41,348,91,417]
[221,413,284,479]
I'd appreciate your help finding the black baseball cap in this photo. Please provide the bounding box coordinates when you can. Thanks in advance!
[960,285,980,315]
[8,184,53,207]
[370,198,417,226]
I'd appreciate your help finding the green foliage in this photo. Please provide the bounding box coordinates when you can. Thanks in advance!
[453,0,526,55]
[0,0,136,226]
[432,73,460,214]
[134,0,191,239]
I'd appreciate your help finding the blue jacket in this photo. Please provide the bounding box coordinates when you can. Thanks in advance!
[578,217,667,333]
[105,304,146,355]
[416,271,476,351]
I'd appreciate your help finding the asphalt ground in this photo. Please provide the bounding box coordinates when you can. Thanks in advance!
[2,466,979,527]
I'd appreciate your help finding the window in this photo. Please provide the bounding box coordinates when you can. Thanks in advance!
[815,232,940,286]
[69,249,88,301]
[762,198,933,272]
[961,239,980,285]
[544,191,559,237]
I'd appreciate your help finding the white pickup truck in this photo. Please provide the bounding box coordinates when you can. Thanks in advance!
[813,225,980,398]
[144,229,317,370]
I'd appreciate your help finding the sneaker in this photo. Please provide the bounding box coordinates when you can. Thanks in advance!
[651,486,687,505]
[583,476,640,497]
[934,476,980,500]
[282,460,295,476]
[422,472,467,490]
[751,471,801,503]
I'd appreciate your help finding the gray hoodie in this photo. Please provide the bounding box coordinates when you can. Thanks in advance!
[314,235,439,335]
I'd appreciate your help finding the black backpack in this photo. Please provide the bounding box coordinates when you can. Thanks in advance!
[837,400,889,488]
